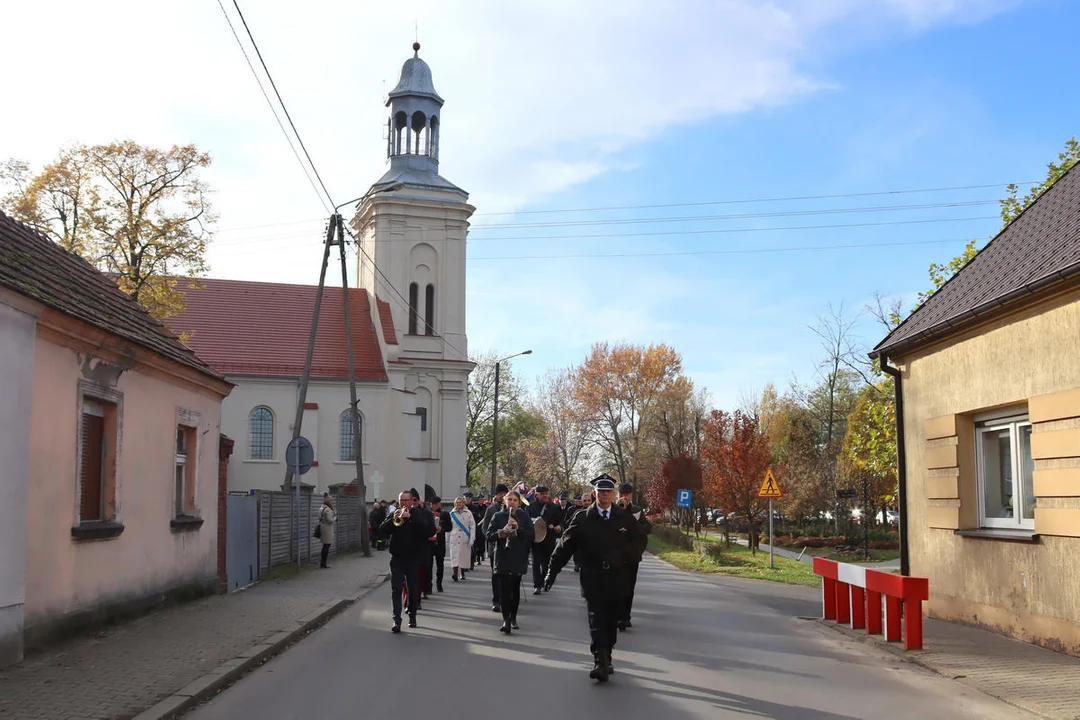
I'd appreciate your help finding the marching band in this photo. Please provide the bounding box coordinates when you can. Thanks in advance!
[374,475,652,683]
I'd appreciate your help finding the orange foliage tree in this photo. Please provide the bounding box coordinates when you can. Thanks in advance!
[700,409,773,550]
[644,453,701,517]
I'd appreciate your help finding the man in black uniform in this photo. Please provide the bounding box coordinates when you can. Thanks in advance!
[408,488,437,605]
[380,491,431,633]
[468,493,486,569]
[429,497,448,593]
[616,483,651,629]
[482,484,508,612]
[527,485,564,595]
[545,475,640,682]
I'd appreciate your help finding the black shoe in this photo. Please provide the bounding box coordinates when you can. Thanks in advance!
[589,656,610,682]
[452,570,459,582]
[623,620,633,629]
[437,585,444,593]
[422,592,430,600]
[533,587,542,596]
[511,617,519,630]
[492,604,501,613]
[500,621,512,634]
[408,616,417,628]
[616,621,627,631]
[391,622,401,633]
[606,649,615,675]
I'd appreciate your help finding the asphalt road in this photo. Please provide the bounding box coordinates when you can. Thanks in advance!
[188,555,1031,719]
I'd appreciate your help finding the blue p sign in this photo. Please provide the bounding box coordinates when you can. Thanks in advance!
[676,489,692,508]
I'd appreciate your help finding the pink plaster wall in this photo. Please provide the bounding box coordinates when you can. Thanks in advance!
[24,335,225,628]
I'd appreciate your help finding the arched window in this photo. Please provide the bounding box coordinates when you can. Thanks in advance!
[339,410,363,462]
[394,111,408,155]
[411,111,427,155]
[424,283,435,335]
[249,407,274,460]
[408,282,419,335]
[429,116,439,159]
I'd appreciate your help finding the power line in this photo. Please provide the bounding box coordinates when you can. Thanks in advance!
[229,0,336,209]
[467,237,973,261]
[472,182,1039,217]
[215,0,329,214]
[211,214,999,248]
[470,200,998,230]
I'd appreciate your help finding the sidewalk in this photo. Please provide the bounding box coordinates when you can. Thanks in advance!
[821,614,1080,719]
[0,552,389,720]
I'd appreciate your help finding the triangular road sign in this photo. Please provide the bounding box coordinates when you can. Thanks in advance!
[758,468,782,498]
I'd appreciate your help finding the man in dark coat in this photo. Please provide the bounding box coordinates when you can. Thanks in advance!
[468,494,486,568]
[408,488,436,602]
[527,485,564,595]
[429,497,448,593]
[482,484,509,612]
[616,483,652,629]
[380,491,432,633]
[545,475,640,682]
[369,500,387,551]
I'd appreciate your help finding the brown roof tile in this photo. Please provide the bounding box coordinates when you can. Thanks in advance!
[874,165,1080,358]
[167,278,388,381]
[376,296,399,345]
[0,211,219,379]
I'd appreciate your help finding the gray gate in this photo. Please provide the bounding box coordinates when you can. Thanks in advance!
[226,494,259,591]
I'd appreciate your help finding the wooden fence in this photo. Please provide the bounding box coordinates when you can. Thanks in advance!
[257,489,364,573]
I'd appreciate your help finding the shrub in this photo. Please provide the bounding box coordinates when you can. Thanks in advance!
[822,536,845,548]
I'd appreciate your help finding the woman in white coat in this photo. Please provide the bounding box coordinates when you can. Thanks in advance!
[448,496,476,582]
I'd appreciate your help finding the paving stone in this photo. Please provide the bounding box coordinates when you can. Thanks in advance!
[0,553,387,719]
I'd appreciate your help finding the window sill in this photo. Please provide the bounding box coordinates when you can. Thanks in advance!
[242,459,279,464]
[954,528,1040,543]
[171,515,204,532]
[333,461,371,465]
[71,521,125,541]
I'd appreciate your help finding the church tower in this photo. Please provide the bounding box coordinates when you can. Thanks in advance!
[351,43,474,502]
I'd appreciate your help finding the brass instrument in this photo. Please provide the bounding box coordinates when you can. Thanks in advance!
[617,497,630,509]
[393,507,409,526]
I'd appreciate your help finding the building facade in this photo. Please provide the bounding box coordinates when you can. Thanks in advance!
[0,211,232,664]
[872,165,1080,655]
[170,44,474,505]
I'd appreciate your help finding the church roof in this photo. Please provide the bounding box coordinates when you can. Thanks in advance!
[167,277,388,381]
[387,44,443,104]
[0,210,220,380]
[376,296,398,345]
[369,165,467,198]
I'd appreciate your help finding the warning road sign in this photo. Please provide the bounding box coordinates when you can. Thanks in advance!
[758,468,782,498]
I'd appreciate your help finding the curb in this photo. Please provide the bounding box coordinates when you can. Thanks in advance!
[811,619,1056,720]
[133,571,390,720]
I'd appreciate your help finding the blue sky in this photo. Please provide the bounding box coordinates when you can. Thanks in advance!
[1,0,1076,407]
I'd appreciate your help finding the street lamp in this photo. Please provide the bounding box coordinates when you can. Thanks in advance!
[491,349,532,495]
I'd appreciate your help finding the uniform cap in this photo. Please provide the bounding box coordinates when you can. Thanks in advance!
[591,474,617,491]
[618,483,634,495]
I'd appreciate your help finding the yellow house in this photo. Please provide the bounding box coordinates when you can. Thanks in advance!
[872,165,1080,655]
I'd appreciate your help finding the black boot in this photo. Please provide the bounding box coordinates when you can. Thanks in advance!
[589,650,610,682]
[500,620,512,634]
[511,615,519,630]
[606,648,615,675]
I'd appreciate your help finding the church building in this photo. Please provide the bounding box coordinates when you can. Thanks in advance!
[170,43,474,504]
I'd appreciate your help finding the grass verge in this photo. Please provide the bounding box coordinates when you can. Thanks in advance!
[648,534,820,587]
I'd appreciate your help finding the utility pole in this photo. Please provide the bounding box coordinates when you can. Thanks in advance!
[335,215,370,556]
[490,361,500,496]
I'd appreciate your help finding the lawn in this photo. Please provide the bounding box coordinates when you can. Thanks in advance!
[647,534,821,587]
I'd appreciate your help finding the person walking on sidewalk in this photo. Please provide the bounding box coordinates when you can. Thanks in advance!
[486,489,534,634]
[449,496,476,582]
[318,493,336,568]
[369,500,387,551]
[381,491,430,633]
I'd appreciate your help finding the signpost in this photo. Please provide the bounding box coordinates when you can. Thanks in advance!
[757,468,783,569]
[286,437,314,571]
[676,489,692,508]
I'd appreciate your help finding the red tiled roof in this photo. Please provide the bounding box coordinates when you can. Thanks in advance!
[874,165,1080,358]
[376,296,399,345]
[168,278,388,381]
[0,211,219,379]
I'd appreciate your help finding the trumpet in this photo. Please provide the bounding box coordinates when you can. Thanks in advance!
[393,507,410,526]
[617,497,630,509]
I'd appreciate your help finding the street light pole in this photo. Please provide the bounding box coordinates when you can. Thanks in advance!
[490,349,532,495]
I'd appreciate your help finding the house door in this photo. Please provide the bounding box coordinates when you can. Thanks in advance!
[226,494,259,591]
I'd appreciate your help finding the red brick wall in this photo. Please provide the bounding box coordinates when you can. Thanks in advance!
[217,435,235,593]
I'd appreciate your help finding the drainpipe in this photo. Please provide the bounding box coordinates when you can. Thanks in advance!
[879,352,910,576]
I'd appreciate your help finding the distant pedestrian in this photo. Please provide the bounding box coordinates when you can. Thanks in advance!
[369,500,387,551]
[449,496,476,581]
[318,493,336,568]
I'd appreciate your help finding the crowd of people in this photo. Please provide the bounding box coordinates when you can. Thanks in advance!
[367,476,652,682]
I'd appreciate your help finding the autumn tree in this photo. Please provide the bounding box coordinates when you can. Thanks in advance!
[526,368,590,492]
[573,342,684,487]
[839,381,897,526]
[759,385,830,524]
[700,409,773,550]
[2,141,215,320]
[647,375,707,463]
[644,453,702,520]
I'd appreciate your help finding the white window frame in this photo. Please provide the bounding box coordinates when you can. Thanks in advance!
[249,406,274,460]
[975,409,1034,530]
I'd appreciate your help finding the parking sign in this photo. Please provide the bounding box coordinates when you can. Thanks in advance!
[676,489,692,508]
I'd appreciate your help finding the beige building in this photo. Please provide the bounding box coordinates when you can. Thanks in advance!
[0,211,232,665]
[872,165,1080,655]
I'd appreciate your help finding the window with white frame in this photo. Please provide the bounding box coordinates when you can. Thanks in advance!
[175,425,197,517]
[339,410,362,461]
[976,409,1035,530]
[249,407,274,460]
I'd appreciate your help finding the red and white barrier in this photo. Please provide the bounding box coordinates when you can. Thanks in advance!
[812,557,929,650]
